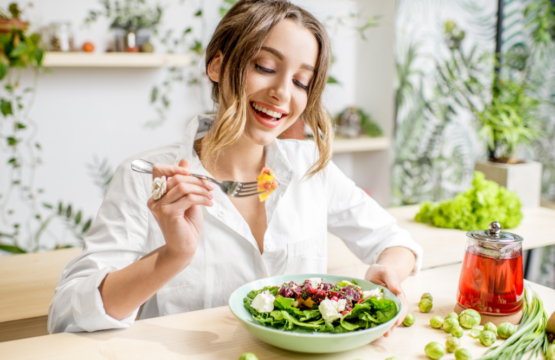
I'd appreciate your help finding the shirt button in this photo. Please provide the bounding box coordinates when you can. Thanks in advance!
[266,244,273,251]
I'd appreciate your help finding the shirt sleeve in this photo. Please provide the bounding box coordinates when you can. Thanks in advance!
[325,161,423,275]
[48,159,150,333]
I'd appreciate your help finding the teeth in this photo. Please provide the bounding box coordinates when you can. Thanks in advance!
[251,102,283,119]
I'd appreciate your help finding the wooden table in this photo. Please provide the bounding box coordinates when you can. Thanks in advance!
[1,263,552,359]
[0,247,81,342]
[3,205,555,343]
[328,205,555,274]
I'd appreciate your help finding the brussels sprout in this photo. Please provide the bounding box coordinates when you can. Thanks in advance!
[454,348,473,360]
[497,322,516,339]
[238,353,259,360]
[421,292,433,302]
[547,343,555,360]
[446,312,459,319]
[430,316,444,329]
[450,325,464,338]
[403,313,415,327]
[446,336,461,353]
[483,322,497,336]
[419,298,433,313]
[469,328,481,338]
[425,342,445,359]
[479,330,496,347]
[459,309,481,329]
[443,318,459,333]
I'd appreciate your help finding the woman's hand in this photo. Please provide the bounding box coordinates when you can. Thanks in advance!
[364,264,409,337]
[147,159,214,266]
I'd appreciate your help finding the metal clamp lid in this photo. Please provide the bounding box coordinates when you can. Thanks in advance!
[466,221,523,243]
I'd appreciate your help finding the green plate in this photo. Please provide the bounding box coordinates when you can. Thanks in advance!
[228,273,403,353]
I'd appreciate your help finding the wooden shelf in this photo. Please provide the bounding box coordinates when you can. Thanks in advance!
[42,52,192,68]
[332,136,390,154]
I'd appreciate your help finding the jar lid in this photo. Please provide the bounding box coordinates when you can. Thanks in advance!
[466,221,523,243]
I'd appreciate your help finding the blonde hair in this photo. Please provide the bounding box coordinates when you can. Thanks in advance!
[203,0,332,177]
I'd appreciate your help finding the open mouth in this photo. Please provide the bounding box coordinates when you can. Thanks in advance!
[250,102,287,122]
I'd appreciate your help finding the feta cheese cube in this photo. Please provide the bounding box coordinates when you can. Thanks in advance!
[319,299,341,323]
[362,288,383,300]
[251,291,276,313]
[308,277,322,289]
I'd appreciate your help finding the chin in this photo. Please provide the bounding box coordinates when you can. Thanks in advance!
[245,128,280,146]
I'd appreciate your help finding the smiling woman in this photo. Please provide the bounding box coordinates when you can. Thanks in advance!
[48,0,423,338]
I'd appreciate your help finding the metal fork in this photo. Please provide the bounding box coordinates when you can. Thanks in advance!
[130,159,264,197]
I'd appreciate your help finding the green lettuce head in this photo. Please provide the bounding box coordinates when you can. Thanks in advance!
[459,309,481,329]
[415,171,522,230]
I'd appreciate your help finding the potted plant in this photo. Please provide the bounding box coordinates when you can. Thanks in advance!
[0,3,28,34]
[474,77,543,208]
[85,0,163,52]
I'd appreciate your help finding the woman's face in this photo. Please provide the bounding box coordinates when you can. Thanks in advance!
[244,19,319,145]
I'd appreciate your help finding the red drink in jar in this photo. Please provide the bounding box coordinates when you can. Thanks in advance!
[457,221,524,316]
[457,245,523,315]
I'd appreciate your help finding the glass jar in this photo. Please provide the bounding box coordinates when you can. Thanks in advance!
[456,221,524,315]
[49,22,74,52]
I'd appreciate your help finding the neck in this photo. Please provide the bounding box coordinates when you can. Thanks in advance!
[199,112,266,182]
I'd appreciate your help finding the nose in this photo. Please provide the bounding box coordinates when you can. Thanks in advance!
[268,72,291,105]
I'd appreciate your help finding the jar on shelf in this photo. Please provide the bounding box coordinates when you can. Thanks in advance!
[48,22,74,52]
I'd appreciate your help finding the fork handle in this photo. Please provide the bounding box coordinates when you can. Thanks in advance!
[131,159,220,185]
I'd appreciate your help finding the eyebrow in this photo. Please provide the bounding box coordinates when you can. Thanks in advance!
[260,46,315,72]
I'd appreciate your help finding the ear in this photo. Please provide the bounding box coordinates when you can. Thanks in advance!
[207,50,223,83]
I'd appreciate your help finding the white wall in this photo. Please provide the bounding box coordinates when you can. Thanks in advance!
[0,0,394,250]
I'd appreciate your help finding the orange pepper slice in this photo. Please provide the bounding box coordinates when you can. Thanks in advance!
[257,167,279,202]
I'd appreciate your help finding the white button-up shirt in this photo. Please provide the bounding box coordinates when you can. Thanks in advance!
[48,115,423,334]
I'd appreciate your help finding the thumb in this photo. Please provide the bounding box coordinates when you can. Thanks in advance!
[382,270,402,295]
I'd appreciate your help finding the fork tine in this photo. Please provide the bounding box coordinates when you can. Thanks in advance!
[238,183,258,189]
[234,190,268,198]
[240,181,258,186]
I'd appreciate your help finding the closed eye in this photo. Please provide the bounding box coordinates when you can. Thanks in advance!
[294,79,308,91]
[255,64,274,74]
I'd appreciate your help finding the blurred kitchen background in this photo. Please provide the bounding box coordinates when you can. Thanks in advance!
[0,0,554,287]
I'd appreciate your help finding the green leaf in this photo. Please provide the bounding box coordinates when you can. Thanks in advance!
[327,76,340,84]
[194,9,202,17]
[74,211,82,225]
[0,243,26,254]
[66,205,72,218]
[1,99,13,116]
[15,122,26,129]
[0,61,8,80]
[10,43,29,57]
[7,137,17,146]
[82,219,92,233]
[57,202,63,215]
[42,202,53,209]
[150,86,158,103]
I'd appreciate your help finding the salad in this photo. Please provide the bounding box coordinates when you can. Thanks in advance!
[257,167,279,202]
[243,278,399,333]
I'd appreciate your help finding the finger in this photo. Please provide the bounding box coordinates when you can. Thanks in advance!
[166,174,215,192]
[152,159,191,179]
[381,269,402,295]
[177,193,214,209]
[158,183,214,205]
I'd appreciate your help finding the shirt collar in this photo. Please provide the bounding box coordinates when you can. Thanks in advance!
[172,114,296,251]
